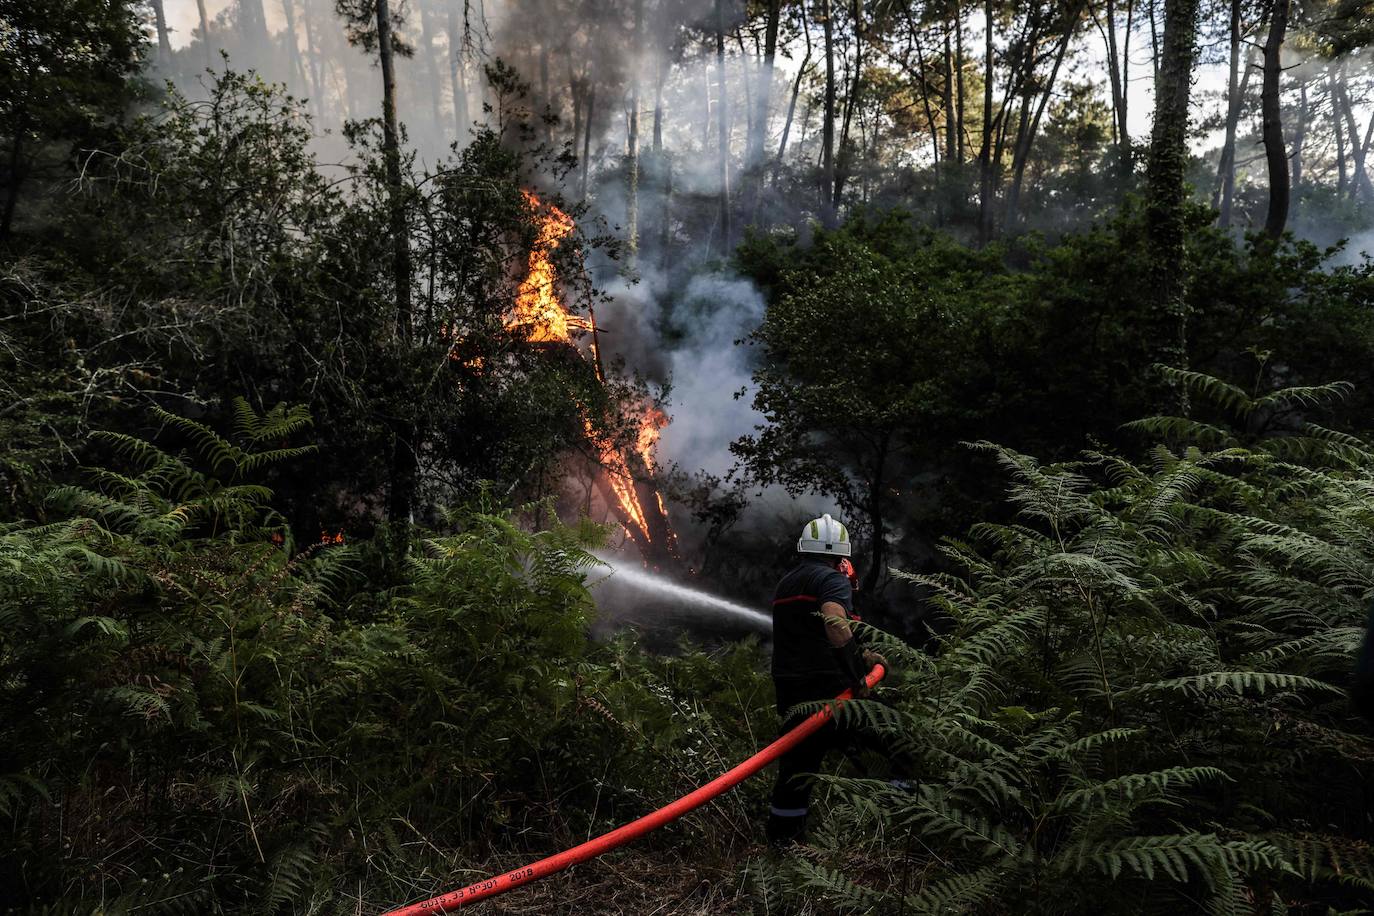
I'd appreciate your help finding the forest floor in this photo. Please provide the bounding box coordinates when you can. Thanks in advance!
[374,848,750,915]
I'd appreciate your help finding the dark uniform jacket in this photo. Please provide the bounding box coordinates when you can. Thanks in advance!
[770,557,865,715]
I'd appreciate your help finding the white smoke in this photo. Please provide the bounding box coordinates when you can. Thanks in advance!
[657,272,767,477]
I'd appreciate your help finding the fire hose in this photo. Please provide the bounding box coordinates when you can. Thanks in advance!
[382,663,886,915]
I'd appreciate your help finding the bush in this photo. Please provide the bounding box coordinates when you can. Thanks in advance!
[760,369,1374,914]
[0,402,769,913]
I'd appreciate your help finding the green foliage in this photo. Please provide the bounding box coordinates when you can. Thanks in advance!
[0,404,771,912]
[733,206,1374,600]
[759,371,1374,913]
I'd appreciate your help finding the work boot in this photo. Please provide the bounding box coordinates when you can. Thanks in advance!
[766,807,808,849]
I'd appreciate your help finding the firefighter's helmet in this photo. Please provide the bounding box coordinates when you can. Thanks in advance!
[797,513,851,557]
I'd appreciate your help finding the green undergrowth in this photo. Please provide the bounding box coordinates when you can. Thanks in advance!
[752,369,1374,914]
[0,401,771,915]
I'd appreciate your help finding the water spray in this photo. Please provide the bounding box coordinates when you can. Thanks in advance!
[590,556,772,631]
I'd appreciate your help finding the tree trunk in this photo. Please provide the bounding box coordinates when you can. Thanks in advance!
[1335,67,1374,204]
[1260,0,1289,240]
[1,112,24,242]
[540,45,552,143]
[1291,78,1307,191]
[376,0,416,526]
[627,0,642,260]
[1333,69,1348,197]
[280,0,307,90]
[1148,0,1160,84]
[417,0,444,137]
[299,0,327,119]
[749,0,782,220]
[860,435,890,593]
[715,0,732,248]
[239,0,269,46]
[151,0,172,58]
[1144,0,1201,415]
[774,11,812,185]
[582,84,595,198]
[909,21,942,182]
[196,0,211,64]
[1005,8,1076,230]
[833,0,864,206]
[820,0,838,226]
[954,0,966,163]
[1104,0,1130,176]
[943,20,956,163]
[653,55,665,153]
[1215,0,1244,227]
[447,4,470,139]
[977,0,995,243]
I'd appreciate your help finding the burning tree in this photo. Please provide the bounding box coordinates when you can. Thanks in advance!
[509,191,677,565]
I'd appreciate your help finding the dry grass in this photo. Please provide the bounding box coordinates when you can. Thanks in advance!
[372,845,757,915]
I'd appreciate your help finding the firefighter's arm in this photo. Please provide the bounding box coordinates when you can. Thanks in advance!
[822,601,873,695]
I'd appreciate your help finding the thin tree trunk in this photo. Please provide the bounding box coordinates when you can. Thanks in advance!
[1335,67,1374,204]
[1215,0,1244,227]
[749,0,782,219]
[1261,0,1290,239]
[151,0,172,58]
[1144,0,1201,414]
[1291,78,1308,191]
[954,0,966,163]
[196,0,211,65]
[239,0,269,46]
[447,5,470,139]
[1148,0,1160,84]
[820,0,838,226]
[300,0,326,119]
[943,20,956,163]
[1006,7,1077,229]
[280,0,307,90]
[376,0,416,525]
[1105,0,1129,175]
[774,10,811,183]
[716,0,732,248]
[571,74,583,156]
[774,45,811,184]
[977,0,995,243]
[834,0,864,205]
[540,45,552,143]
[627,0,642,260]
[653,55,666,153]
[909,21,942,179]
[1,111,24,242]
[582,84,596,198]
[1333,69,1348,197]
[861,436,890,593]
[417,0,444,136]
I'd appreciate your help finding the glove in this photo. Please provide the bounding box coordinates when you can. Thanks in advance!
[863,649,888,671]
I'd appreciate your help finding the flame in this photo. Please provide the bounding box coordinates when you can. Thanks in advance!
[510,190,672,552]
[510,190,592,343]
[583,416,650,541]
[320,529,345,545]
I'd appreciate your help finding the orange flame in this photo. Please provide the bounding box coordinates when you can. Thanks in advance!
[512,190,670,549]
[583,416,650,540]
[510,190,593,343]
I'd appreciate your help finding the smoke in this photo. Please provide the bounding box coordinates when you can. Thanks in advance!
[1335,229,1374,267]
[656,272,766,478]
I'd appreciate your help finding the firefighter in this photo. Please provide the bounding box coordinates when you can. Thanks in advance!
[766,513,894,847]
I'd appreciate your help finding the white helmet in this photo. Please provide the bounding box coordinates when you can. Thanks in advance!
[797,513,851,557]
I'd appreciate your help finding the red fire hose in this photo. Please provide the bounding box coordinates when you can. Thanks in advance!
[382,664,886,915]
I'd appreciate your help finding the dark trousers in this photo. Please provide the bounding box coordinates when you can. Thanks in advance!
[766,704,908,846]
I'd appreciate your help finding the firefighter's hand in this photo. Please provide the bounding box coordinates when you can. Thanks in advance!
[863,649,888,672]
